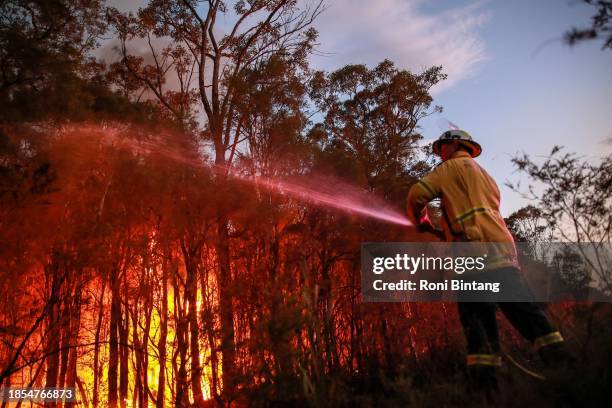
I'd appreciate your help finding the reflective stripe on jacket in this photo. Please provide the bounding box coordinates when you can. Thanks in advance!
[407,150,518,270]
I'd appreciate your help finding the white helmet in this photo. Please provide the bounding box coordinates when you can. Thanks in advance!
[432,129,482,158]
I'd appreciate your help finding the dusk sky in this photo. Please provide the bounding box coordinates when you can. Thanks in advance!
[309,0,612,215]
[112,0,612,216]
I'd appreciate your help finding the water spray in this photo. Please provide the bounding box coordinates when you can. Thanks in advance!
[228,170,412,226]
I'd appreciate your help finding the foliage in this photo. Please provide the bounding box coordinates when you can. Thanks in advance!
[0,0,107,120]
[508,147,611,244]
[508,147,612,293]
[565,0,612,50]
[309,60,444,204]
[505,205,553,243]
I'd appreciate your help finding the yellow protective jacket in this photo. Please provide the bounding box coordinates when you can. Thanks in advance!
[407,150,518,270]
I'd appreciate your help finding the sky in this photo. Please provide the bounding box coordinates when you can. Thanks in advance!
[108,0,612,216]
[308,0,612,215]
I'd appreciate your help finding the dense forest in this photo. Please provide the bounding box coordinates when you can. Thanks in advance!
[1,1,611,407]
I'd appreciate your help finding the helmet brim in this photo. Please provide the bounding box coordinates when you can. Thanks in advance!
[432,139,482,158]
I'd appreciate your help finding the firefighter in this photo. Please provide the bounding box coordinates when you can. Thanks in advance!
[406,129,570,392]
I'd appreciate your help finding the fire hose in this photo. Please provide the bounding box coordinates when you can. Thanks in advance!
[503,352,546,381]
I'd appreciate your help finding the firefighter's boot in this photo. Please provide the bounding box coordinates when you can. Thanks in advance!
[535,332,574,370]
[466,354,501,398]
[467,365,499,399]
[539,342,575,371]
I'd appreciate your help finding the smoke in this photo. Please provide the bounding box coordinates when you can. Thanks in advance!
[59,123,413,227]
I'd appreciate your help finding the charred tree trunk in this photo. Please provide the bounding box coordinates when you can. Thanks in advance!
[184,250,205,407]
[173,272,189,407]
[141,294,152,408]
[58,286,71,389]
[108,270,121,408]
[268,234,292,376]
[200,254,220,401]
[1,376,9,408]
[119,272,129,408]
[92,280,106,408]
[216,218,236,398]
[156,259,169,408]
[44,256,63,408]
[131,309,142,408]
[64,278,82,408]
[212,116,237,398]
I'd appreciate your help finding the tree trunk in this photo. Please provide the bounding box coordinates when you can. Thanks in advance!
[1,376,9,408]
[200,254,220,401]
[141,295,152,408]
[64,282,81,408]
[119,272,129,408]
[156,259,169,408]
[131,309,142,408]
[108,271,121,408]
[216,219,236,399]
[44,258,62,408]
[92,280,106,408]
[213,121,237,399]
[173,272,189,407]
[58,288,71,389]
[184,251,205,406]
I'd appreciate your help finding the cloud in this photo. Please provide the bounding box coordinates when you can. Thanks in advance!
[100,0,490,95]
[309,0,491,93]
[599,136,612,146]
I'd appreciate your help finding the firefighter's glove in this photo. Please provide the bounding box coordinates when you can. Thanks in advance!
[417,220,436,233]
[417,221,445,240]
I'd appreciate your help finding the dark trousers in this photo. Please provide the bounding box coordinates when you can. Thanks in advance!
[457,267,555,354]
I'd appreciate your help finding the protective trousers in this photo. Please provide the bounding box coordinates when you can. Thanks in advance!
[456,267,565,390]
